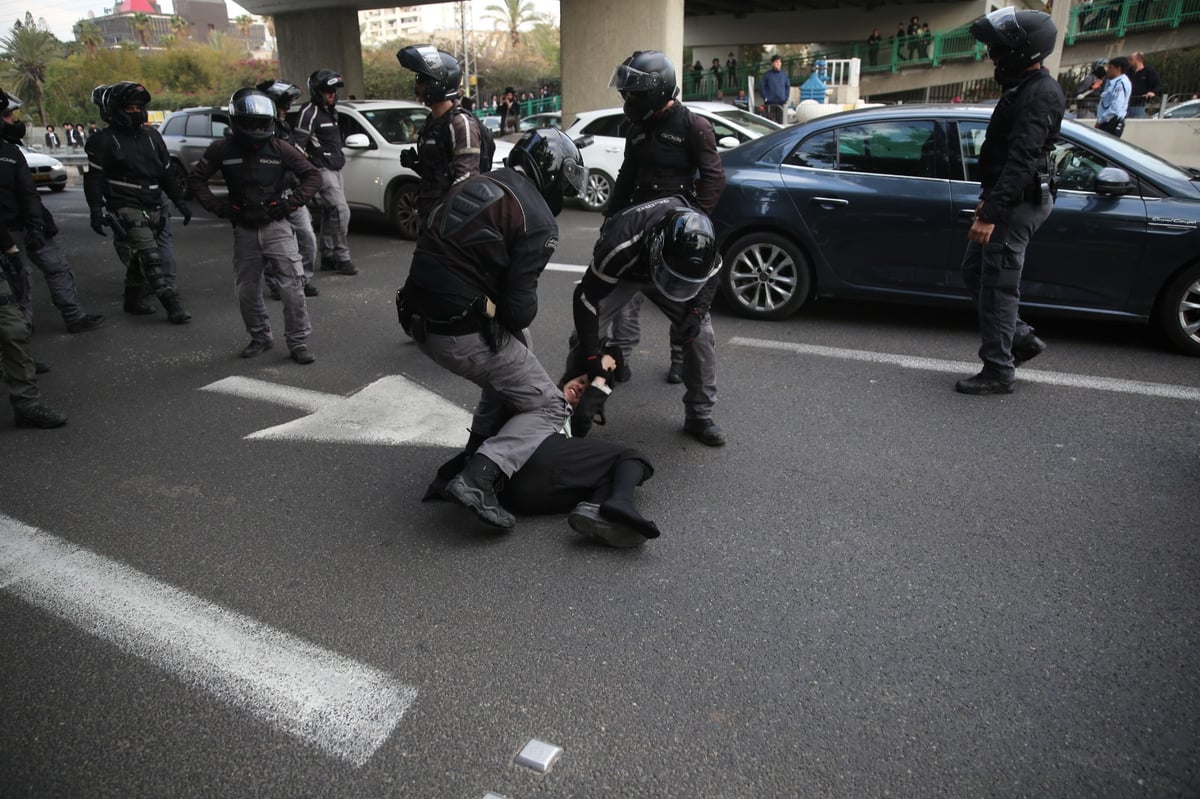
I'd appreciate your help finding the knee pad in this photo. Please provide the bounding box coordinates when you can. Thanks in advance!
[137,249,169,292]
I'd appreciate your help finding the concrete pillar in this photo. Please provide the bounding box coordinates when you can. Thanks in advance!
[273,7,366,100]
[1044,0,1074,79]
[560,0,685,126]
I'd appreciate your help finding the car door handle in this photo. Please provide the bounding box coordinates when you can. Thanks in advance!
[958,208,977,220]
[811,197,848,208]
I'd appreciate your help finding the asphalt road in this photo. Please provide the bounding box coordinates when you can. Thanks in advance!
[2,187,1197,797]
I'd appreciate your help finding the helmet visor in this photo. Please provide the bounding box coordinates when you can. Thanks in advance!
[609,63,661,93]
[648,234,720,302]
[561,157,586,198]
[982,7,1026,47]
[233,93,278,118]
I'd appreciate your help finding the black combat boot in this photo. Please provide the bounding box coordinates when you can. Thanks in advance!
[124,287,156,315]
[445,453,515,529]
[13,402,68,429]
[160,291,191,325]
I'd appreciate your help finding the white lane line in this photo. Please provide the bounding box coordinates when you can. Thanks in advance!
[201,375,472,447]
[730,336,1200,402]
[0,513,416,766]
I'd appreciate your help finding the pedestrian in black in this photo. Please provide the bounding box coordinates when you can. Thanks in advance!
[725,52,737,89]
[43,125,59,151]
[496,86,519,136]
[396,128,586,530]
[84,81,192,324]
[1127,51,1161,118]
[867,29,882,67]
[956,8,1065,395]
[424,369,661,548]
[1,91,103,335]
[256,79,320,299]
[907,16,922,60]
[565,197,725,446]
[295,69,357,275]
[397,44,489,222]
[189,89,323,365]
[605,50,726,385]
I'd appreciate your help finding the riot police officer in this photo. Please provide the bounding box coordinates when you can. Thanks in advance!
[396,128,586,530]
[188,89,323,365]
[294,69,357,275]
[956,8,1065,395]
[256,79,320,298]
[396,44,489,223]
[565,197,726,446]
[0,90,103,335]
[84,81,192,324]
[606,50,725,384]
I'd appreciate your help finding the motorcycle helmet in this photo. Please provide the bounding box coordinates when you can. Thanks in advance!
[229,88,276,143]
[308,69,344,106]
[646,209,719,302]
[396,45,462,103]
[256,79,302,113]
[91,84,112,122]
[105,81,152,130]
[506,128,586,217]
[969,8,1058,85]
[609,50,678,122]
[0,88,26,141]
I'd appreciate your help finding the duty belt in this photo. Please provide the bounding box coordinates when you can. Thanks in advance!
[409,310,479,337]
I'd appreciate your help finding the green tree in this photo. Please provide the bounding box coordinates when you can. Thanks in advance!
[169,15,191,45]
[482,0,542,50]
[0,12,62,128]
[234,15,253,54]
[130,13,153,48]
[72,19,103,59]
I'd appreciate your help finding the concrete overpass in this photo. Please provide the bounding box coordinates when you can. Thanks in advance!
[234,0,1199,124]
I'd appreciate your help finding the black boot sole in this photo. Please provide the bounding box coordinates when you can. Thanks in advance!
[446,476,515,529]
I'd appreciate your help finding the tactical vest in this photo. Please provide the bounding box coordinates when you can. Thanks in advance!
[220,139,289,227]
[628,105,698,203]
[415,111,455,217]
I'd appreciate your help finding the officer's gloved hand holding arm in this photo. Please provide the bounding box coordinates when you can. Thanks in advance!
[400,148,419,170]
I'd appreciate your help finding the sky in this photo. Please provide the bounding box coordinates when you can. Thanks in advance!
[10,0,561,43]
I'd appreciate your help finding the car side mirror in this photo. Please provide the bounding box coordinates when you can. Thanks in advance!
[343,133,371,150]
[1094,166,1133,196]
[718,135,741,149]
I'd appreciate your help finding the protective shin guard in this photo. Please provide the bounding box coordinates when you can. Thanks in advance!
[123,286,156,315]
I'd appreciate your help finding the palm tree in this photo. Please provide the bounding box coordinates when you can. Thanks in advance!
[169,15,190,44]
[234,15,253,54]
[0,13,60,128]
[482,0,541,50]
[72,18,103,58]
[130,13,153,48]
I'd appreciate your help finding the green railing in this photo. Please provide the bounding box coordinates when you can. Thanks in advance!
[681,0,1200,101]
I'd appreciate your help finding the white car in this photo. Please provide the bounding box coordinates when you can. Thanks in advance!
[562,102,783,211]
[1161,99,1200,119]
[337,100,513,239]
[21,145,68,192]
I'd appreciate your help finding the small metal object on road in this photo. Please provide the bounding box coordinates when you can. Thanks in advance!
[483,793,507,799]
[514,738,563,773]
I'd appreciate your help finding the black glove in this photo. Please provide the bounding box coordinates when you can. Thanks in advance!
[24,226,45,252]
[400,148,419,170]
[585,354,611,383]
[41,208,58,238]
[571,385,610,438]
[265,200,288,221]
[677,306,706,345]
[176,203,192,226]
[89,210,107,237]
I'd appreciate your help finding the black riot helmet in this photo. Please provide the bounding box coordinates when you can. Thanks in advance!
[91,84,112,122]
[396,44,462,104]
[256,79,302,115]
[308,69,344,107]
[646,209,719,302]
[0,88,26,141]
[969,8,1058,85]
[105,81,152,130]
[229,88,277,143]
[609,50,678,122]
[506,128,587,217]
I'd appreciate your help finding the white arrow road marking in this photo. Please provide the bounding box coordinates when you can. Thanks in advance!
[0,513,416,766]
[731,337,1200,401]
[201,375,472,447]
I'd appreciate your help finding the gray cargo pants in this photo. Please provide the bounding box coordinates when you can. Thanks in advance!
[314,168,351,263]
[417,328,570,478]
[21,234,87,327]
[233,219,311,352]
[960,199,1053,381]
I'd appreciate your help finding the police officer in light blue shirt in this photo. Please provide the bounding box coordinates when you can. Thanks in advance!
[1096,56,1131,137]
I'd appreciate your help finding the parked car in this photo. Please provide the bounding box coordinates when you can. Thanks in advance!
[561,103,783,211]
[519,111,562,131]
[1161,99,1200,119]
[708,104,1200,356]
[166,100,510,240]
[21,145,67,191]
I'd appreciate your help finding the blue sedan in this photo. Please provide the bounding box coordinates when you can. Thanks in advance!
[709,104,1200,356]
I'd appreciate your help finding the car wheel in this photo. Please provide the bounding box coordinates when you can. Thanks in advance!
[49,184,66,192]
[1156,262,1200,356]
[168,159,191,200]
[579,170,613,212]
[390,182,420,240]
[720,232,813,320]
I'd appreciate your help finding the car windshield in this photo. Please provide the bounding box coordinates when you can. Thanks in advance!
[360,107,428,145]
[1077,123,1200,185]
[708,108,781,136]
